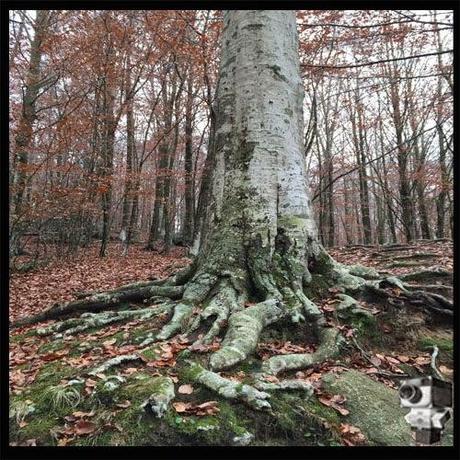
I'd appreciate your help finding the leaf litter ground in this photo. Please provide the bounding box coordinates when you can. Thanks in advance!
[9,240,453,446]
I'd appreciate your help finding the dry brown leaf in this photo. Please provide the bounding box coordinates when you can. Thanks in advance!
[116,400,131,408]
[102,338,117,347]
[85,378,97,388]
[178,384,194,394]
[415,356,431,365]
[370,356,382,366]
[72,410,95,418]
[74,420,97,435]
[172,402,189,413]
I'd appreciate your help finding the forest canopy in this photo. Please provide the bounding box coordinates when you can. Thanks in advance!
[9,10,453,263]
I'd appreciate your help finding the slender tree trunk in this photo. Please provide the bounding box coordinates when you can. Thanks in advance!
[342,178,353,245]
[388,68,414,243]
[183,75,195,245]
[121,57,136,254]
[435,23,448,239]
[99,78,116,258]
[350,90,372,245]
[12,10,50,216]
[191,109,216,255]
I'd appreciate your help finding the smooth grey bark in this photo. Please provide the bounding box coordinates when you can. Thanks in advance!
[156,10,331,368]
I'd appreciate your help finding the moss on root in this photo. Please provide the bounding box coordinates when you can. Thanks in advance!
[303,274,331,299]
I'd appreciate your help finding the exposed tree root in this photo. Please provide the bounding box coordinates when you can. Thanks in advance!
[404,283,453,297]
[261,328,345,375]
[392,252,437,261]
[12,284,184,328]
[187,278,245,346]
[88,354,141,376]
[186,361,272,410]
[141,376,175,418]
[12,241,453,432]
[35,304,174,337]
[378,244,418,253]
[252,374,314,394]
[397,268,453,283]
[73,262,197,300]
[362,278,453,317]
[334,293,375,321]
[210,299,285,371]
[156,272,218,340]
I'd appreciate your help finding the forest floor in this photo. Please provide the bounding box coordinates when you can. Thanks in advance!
[9,240,453,447]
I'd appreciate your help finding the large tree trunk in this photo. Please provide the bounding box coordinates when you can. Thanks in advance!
[160,10,332,369]
[201,10,320,266]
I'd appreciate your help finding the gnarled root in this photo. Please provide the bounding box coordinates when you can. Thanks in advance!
[88,354,141,376]
[186,361,271,410]
[187,278,244,346]
[141,376,175,418]
[209,299,285,371]
[12,284,184,328]
[261,328,345,375]
[397,268,453,283]
[156,272,218,340]
[253,374,314,395]
[36,303,174,337]
[362,278,453,317]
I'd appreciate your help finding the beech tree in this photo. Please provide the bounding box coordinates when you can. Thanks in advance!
[15,11,452,412]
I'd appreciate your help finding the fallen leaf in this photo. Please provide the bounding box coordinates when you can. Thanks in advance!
[116,400,131,408]
[415,356,430,365]
[178,384,194,394]
[72,410,95,418]
[57,437,72,446]
[439,365,453,378]
[74,420,96,435]
[172,402,189,413]
[103,338,117,347]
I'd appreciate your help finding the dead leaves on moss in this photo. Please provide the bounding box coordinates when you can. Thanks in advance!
[172,400,219,416]
[257,340,315,360]
[339,423,366,446]
[317,392,350,416]
[178,384,194,395]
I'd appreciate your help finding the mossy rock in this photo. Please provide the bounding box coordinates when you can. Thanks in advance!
[321,369,453,446]
[321,369,411,445]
